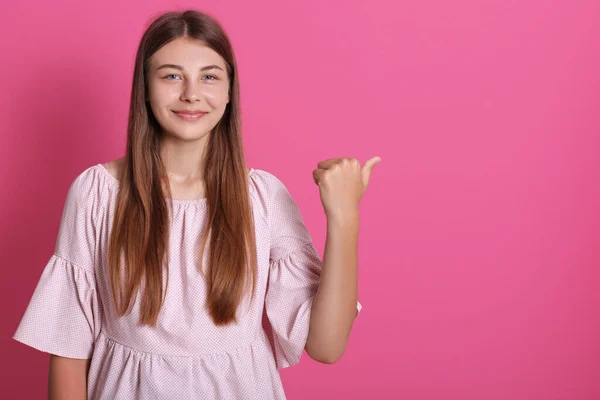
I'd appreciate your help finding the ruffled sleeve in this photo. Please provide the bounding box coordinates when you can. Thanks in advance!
[13,167,102,359]
[254,170,361,369]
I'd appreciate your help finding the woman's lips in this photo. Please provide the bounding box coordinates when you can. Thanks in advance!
[173,111,207,121]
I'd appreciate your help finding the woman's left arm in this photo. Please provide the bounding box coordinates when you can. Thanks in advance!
[305,156,381,364]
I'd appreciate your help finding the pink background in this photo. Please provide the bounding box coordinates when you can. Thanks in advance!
[2,1,599,399]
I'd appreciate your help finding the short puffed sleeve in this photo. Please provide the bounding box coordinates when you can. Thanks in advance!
[13,167,102,359]
[251,170,362,369]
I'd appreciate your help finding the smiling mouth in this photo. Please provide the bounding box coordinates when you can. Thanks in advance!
[173,111,207,121]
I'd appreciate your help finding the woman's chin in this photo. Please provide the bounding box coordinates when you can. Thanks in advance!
[162,129,211,142]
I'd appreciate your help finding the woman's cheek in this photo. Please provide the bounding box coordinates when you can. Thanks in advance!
[148,87,172,106]
[200,84,229,105]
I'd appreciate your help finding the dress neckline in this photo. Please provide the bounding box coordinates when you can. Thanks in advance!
[95,163,255,206]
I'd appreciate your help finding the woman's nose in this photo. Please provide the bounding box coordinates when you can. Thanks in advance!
[181,83,202,102]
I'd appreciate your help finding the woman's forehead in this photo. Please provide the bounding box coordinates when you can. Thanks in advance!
[151,38,226,70]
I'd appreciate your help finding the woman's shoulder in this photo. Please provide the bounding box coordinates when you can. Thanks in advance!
[52,161,116,268]
[70,162,113,195]
[248,167,293,208]
[248,167,288,193]
[61,160,120,213]
[102,157,125,182]
[248,167,301,219]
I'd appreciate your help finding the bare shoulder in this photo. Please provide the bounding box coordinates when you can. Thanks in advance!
[103,157,125,181]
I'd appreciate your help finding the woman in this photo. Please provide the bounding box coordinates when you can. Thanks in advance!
[14,9,379,399]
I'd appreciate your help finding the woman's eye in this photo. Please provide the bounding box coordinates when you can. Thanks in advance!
[162,74,217,81]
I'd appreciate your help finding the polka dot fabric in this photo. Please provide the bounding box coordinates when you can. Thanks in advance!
[13,163,362,399]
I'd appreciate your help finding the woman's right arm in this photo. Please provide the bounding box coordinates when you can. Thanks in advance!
[48,355,90,400]
[13,169,101,399]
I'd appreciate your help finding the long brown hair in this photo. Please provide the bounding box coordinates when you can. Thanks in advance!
[108,10,257,327]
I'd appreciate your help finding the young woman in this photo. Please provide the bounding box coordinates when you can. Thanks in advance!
[13,9,379,399]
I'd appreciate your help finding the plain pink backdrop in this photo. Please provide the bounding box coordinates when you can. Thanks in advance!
[2,1,599,399]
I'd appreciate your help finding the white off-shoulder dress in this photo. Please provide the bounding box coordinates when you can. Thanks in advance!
[14,163,362,399]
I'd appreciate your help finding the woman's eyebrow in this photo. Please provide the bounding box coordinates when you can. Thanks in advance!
[156,64,225,72]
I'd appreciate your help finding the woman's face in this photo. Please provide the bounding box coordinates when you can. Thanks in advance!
[147,37,230,141]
